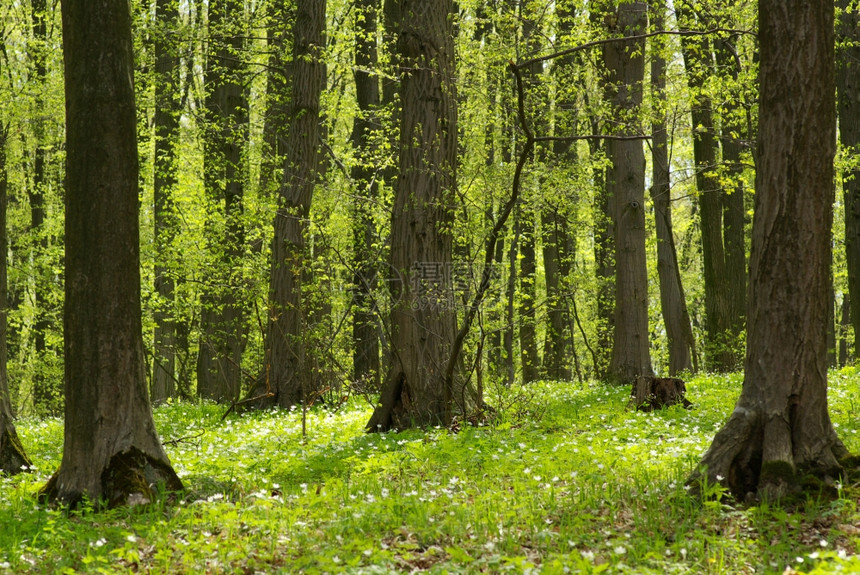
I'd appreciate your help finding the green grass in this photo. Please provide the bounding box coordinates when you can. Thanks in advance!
[4,370,860,573]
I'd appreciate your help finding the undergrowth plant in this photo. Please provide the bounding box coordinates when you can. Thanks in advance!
[3,370,860,573]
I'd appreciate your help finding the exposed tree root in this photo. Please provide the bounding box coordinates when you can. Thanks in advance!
[40,446,183,510]
[688,405,849,502]
[0,425,32,475]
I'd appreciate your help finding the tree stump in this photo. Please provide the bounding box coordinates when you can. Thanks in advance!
[630,376,692,412]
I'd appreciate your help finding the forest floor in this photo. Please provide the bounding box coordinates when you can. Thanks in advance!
[4,371,860,573]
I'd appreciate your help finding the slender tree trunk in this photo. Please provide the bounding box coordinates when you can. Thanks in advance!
[589,4,614,379]
[541,207,571,380]
[839,295,851,367]
[0,124,31,474]
[517,5,542,384]
[197,0,248,403]
[518,207,539,383]
[678,2,738,372]
[351,0,382,391]
[29,0,55,413]
[690,0,847,500]
[714,30,747,352]
[258,1,287,200]
[838,0,860,359]
[367,0,458,431]
[540,0,576,382]
[650,1,695,375]
[151,0,180,403]
[42,0,182,507]
[604,1,652,383]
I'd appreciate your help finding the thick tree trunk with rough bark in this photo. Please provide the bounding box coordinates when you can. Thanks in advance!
[0,125,31,474]
[42,0,182,506]
[197,0,248,403]
[151,0,180,404]
[838,0,860,359]
[690,0,848,500]
[650,2,695,375]
[604,2,653,383]
[255,0,326,409]
[366,0,458,431]
[351,0,382,392]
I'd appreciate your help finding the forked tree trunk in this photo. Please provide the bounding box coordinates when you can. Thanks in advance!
[42,0,181,506]
[604,1,653,383]
[0,124,31,474]
[367,0,458,431]
[690,0,848,500]
[838,0,860,359]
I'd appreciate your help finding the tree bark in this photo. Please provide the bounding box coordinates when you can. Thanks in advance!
[714,24,748,357]
[588,4,614,380]
[367,0,458,431]
[0,124,31,474]
[151,0,181,404]
[678,2,739,372]
[255,0,327,409]
[351,0,382,392]
[650,1,696,375]
[690,0,847,500]
[604,1,653,383]
[540,0,577,382]
[29,0,56,414]
[518,206,539,383]
[838,0,860,359]
[197,0,248,403]
[42,0,182,506]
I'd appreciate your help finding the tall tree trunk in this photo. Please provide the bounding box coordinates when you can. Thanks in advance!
[42,0,182,507]
[540,0,577,382]
[197,0,248,403]
[258,0,326,409]
[714,26,747,353]
[518,206,539,383]
[589,4,614,380]
[649,1,695,375]
[504,210,520,386]
[351,0,382,392]
[541,206,571,380]
[690,0,847,500]
[678,2,738,372]
[29,0,55,413]
[151,0,180,403]
[0,123,31,474]
[367,0,458,431]
[604,2,652,383]
[838,0,860,359]
[517,4,542,384]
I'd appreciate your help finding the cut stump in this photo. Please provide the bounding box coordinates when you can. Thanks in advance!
[630,375,692,411]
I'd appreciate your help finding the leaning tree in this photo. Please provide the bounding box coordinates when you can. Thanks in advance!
[690,0,850,499]
[41,0,182,507]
